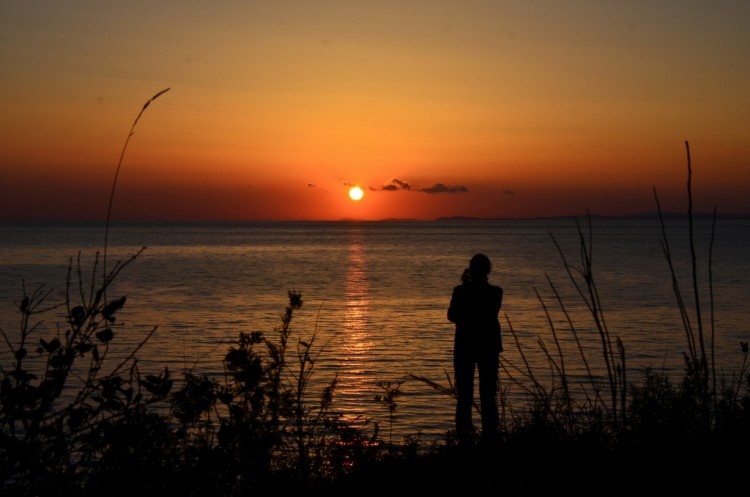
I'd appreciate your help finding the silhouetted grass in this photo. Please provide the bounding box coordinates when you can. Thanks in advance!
[1,91,748,496]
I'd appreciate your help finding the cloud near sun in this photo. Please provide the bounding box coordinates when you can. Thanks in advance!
[371,178,469,194]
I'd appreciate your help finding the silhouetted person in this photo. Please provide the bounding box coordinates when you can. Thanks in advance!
[447,253,503,446]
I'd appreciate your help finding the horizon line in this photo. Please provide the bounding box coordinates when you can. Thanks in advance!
[3,211,749,224]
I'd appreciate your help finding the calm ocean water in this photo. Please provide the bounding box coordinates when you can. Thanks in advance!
[2,218,749,440]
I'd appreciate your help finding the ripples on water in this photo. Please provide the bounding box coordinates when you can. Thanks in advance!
[1,219,749,441]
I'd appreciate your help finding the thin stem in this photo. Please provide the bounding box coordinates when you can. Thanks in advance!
[685,141,708,383]
[709,206,717,410]
[103,88,170,284]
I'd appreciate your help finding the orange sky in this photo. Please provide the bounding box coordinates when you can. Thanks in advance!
[1,1,748,221]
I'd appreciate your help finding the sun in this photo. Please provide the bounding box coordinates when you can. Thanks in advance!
[348,186,364,201]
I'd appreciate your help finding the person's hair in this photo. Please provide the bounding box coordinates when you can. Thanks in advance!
[469,253,491,277]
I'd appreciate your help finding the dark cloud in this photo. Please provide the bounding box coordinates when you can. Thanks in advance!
[392,178,412,190]
[421,183,469,194]
[375,184,399,191]
[503,189,514,195]
[373,178,469,194]
[308,183,316,187]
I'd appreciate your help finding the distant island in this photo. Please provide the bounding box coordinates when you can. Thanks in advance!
[435,211,750,221]
[329,212,750,223]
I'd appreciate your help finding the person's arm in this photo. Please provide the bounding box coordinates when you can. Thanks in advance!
[447,287,462,323]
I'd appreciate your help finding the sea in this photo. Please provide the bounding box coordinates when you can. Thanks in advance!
[1,218,749,441]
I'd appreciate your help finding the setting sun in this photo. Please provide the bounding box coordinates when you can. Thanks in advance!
[348,186,364,201]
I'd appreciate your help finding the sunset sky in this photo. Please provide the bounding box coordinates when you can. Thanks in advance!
[1,1,748,221]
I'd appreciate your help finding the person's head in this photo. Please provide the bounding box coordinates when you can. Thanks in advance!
[469,253,491,280]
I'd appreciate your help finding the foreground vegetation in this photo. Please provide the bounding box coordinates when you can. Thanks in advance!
[1,91,747,495]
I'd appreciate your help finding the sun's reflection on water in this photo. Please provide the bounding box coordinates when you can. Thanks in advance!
[335,227,374,422]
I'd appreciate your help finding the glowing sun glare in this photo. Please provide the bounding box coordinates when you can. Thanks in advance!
[349,186,364,201]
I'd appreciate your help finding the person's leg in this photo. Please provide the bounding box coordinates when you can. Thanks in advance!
[478,352,499,441]
[454,350,475,444]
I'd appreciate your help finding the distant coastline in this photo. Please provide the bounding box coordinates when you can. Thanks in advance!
[434,211,750,222]
[337,211,750,222]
